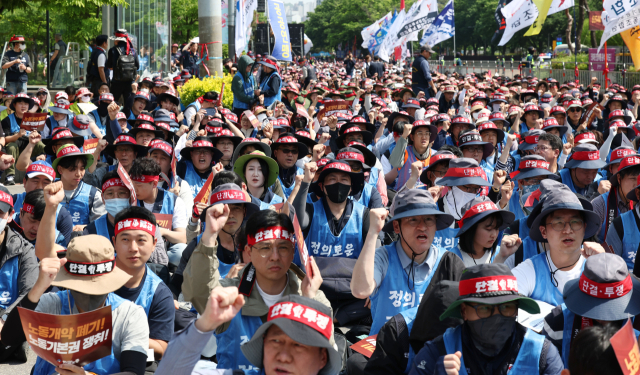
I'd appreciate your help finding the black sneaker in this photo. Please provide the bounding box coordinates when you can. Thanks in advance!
[4,176,14,186]
[13,341,29,363]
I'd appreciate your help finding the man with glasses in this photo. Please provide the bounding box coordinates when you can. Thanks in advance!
[535,133,565,174]
[409,263,564,375]
[509,180,605,307]
[389,120,437,190]
[270,134,307,199]
[182,199,328,375]
[566,100,585,132]
[560,143,606,199]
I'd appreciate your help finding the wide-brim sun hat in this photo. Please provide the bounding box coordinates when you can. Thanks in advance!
[336,124,374,147]
[270,134,311,160]
[386,111,415,132]
[563,143,607,170]
[51,144,95,178]
[458,131,494,159]
[232,138,272,164]
[455,196,515,237]
[105,134,149,159]
[179,136,224,162]
[437,157,492,187]
[200,182,259,221]
[43,128,85,156]
[509,155,561,181]
[234,151,280,189]
[382,188,454,232]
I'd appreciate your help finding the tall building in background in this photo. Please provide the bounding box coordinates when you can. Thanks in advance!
[283,0,316,22]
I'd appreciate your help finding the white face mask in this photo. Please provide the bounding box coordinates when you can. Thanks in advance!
[492,103,501,112]
[446,186,478,220]
[434,177,443,185]
[80,95,91,103]
[472,112,480,121]
[19,44,26,51]
[0,218,8,233]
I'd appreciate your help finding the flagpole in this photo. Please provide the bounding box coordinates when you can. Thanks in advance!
[453,0,456,56]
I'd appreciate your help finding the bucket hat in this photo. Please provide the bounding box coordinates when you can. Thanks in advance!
[509,155,561,181]
[563,253,640,321]
[382,188,454,232]
[342,116,376,135]
[43,128,84,155]
[51,235,131,295]
[523,104,544,118]
[336,124,374,148]
[231,138,272,165]
[270,134,308,160]
[541,117,568,137]
[420,150,457,186]
[105,134,149,159]
[564,143,607,170]
[386,111,415,132]
[258,55,279,70]
[345,141,376,168]
[179,136,224,162]
[458,131,494,159]
[312,161,364,198]
[49,100,74,116]
[526,179,600,242]
[518,129,545,152]
[437,158,491,187]
[440,263,539,320]
[476,122,505,144]
[201,182,259,221]
[10,93,35,111]
[211,129,242,148]
[234,150,280,189]
[336,147,371,170]
[455,197,515,237]
[51,144,94,178]
[410,120,437,141]
[293,130,318,151]
[241,295,341,375]
[574,131,598,145]
[0,187,13,214]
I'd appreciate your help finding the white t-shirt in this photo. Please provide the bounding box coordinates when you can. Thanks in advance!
[511,253,585,297]
[97,47,107,68]
[460,248,492,268]
[142,195,188,230]
[255,278,287,308]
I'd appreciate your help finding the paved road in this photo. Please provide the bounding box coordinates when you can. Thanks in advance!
[1,183,36,374]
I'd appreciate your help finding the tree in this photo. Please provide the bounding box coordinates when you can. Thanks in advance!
[171,0,198,44]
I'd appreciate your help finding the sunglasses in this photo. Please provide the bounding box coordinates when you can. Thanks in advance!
[568,108,582,113]
[279,148,299,155]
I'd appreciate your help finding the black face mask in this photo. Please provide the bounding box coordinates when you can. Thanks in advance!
[97,102,109,117]
[70,290,107,312]
[466,314,516,357]
[324,183,351,203]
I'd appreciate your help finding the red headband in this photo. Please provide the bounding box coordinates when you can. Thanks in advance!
[131,175,160,183]
[268,301,332,340]
[64,257,116,276]
[192,140,214,148]
[458,201,499,228]
[444,167,484,178]
[115,32,132,54]
[276,136,299,144]
[324,162,352,173]
[459,275,518,295]
[73,117,89,130]
[115,134,136,144]
[102,178,125,192]
[524,135,540,144]
[209,189,247,205]
[575,132,596,143]
[56,145,81,158]
[27,163,55,179]
[151,142,173,156]
[579,273,632,299]
[22,203,35,215]
[247,226,295,246]
[114,218,156,237]
[337,152,364,164]
[519,159,550,170]
[612,149,635,161]
[571,150,600,161]
[0,191,13,208]
[430,154,455,164]
[619,155,640,170]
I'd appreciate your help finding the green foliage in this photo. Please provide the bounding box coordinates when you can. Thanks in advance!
[178,74,235,109]
[171,0,199,43]
[551,53,589,69]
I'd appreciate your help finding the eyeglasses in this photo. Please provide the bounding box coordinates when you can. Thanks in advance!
[414,131,431,138]
[568,108,582,113]
[279,148,299,155]
[193,149,213,156]
[466,302,518,319]
[534,145,552,152]
[546,219,584,232]
[458,185,481,194]
[431,169,448,177]
[403,216,437,228]
[348,163,363,172]
[252,243,295,258]
[464,146,484,154]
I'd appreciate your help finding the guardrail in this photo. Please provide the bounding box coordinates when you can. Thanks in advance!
[427,60,640,88]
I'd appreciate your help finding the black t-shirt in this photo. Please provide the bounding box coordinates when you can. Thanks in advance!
[114,268,175,342]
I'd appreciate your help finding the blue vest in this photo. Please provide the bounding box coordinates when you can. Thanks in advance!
[368,166,380,188]
[134,266,163,315]
[620,210,639,273]
[305,199,365,259]
[138,188,176,215]
[90,110,107,137]
[369,243,446,335]
[529,252,568,306]
[480,157,495,184]
[520,236,539,264]
[508,189,527,222]
[46,114,74,136]
[7,113,20,135]
[196,233,235,278]
[14,193,64,244]
[442,325,544,375]
[399,307,418,374]
[0,256,20,310]
[232,72,255,110]
[183,161,210,199]
[445,135,458,147]
[396,146,429,190]
[278,167,304,199]
[352,183,373,207]
[560,168,579,194]
[433,227,459,253]
[186,101,202,118]
[33,291,126,375]
[259,72,282,107]
[89,214,111,240]
[256,192,284,210]
[214,313,263,374]
[64,181,97,226]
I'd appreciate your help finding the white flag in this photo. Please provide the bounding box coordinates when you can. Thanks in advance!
[235,0,258,57]
[378,10,406,61]
[361,12,393,48]
[499,0,539,46]
[548,0,574,15]
[598,3,640,50]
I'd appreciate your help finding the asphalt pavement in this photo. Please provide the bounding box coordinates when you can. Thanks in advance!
[1,183,37,374]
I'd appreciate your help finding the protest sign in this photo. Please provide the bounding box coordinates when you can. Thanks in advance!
[20,113,47,131]
[195,168,216,205]
[316,100,351,122]
[610,319,640,375]
[117,163,137,205]
[244,110,261,129]
[83,138,100,155]
[350,335,377,358]
[154,213,173,230]
[19,305,112,367]
[580,101,605,126]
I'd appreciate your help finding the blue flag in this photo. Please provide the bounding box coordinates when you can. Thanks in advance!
[267,0,292,61]
[420,0,454,47]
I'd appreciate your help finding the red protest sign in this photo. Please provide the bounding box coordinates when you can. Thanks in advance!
[117,163,137,205]
[19,305,113,367]
[271,203,312,276]
[21,113,47,131]
[589,11,604,31]
[610,319,640,375]
[219,83,225,106]
[316,100,351,122]
[244,110,261,129]
[580,102,605,127]
[350,335,377,358]
[83,138,100,154]
[154,213,173,230]
[171,155,177,189]
[295,103,311,121]
[194,167,215,205]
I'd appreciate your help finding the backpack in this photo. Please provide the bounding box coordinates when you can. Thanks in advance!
[113,46,136,82]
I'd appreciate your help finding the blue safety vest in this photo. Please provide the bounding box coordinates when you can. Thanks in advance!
[46,114,74,137]
[529,252,568,306]
[442,325,544,375]
[399,307,418,374]
[433,227,459,253]
[133,266,163,316]
[214,313,263,374]
[0,256,20,310]
[305,199,365,259]
[369,242,446,335]
[259,72,282,107]
[196,232,235,278]
[620,210,639,273]
[33,291,125,375]
[64,182,97,226]
[445,135,459,147]
[256,192,284,210]
[232,72,255,110]
[508,189,527,222]
[352,183,373,207]
[7,113,21,135]
[138,188,176,216]
[396,146,429,190]
[90,110,107,137]
[183,161,210,199]
[480,158,495,184]
[278,167,304,199]
[88,214,111,240]
[560,168,602,195]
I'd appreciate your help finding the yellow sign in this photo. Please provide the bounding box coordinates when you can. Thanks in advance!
[621,27,640,72]
[524,0,554,36]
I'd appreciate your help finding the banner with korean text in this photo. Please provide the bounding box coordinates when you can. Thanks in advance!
[267,0,292,61]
